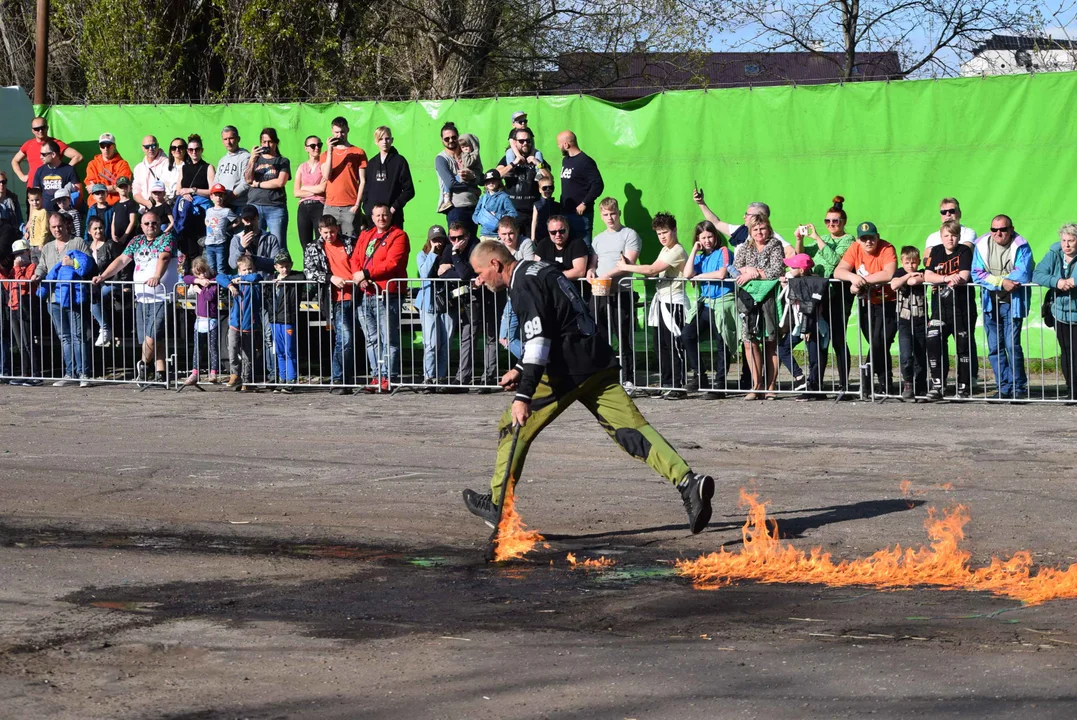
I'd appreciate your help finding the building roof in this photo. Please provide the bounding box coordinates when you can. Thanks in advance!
[554,51,903,100]
[971,34,1077,55]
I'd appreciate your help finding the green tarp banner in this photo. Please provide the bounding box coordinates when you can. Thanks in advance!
[44,72,1077,356]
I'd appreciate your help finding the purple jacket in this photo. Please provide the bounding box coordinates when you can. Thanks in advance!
[182,275,219,319]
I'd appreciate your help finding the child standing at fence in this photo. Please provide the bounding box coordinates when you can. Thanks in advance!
[269,251,303,392]
[204,184,236,276]
[182,256,221,386]
[86,217,116,347]
[890,246,928,400]
[472,170,517,240]
[1,240,40,384]
[218,254,263,391]
[924,221,975,400]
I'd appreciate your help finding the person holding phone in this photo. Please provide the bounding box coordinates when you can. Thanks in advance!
[245,127,291,246]
[320,116,367,237]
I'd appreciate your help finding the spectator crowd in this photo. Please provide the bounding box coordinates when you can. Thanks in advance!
[1,112,1075,402]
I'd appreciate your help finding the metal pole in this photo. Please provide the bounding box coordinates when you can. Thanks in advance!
[34,0,48,106]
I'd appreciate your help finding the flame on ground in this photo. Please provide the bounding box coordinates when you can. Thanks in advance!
[675,489,1077,605]
[493,488,545,562]
[566,553,617,568]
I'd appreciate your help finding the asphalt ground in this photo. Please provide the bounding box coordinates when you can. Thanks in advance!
[2,385,1077,719]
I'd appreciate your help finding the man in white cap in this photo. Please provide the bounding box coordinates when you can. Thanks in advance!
[85,133,132,206]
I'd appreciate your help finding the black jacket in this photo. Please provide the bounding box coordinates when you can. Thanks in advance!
[361,147,415,223]
[270,271,306,325]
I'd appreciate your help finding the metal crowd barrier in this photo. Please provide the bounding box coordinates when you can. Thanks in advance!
[2,272,1073,404]
[0,278,170,390]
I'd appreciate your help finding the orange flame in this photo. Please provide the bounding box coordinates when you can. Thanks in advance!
[899,479,912,497]
[566,553,616,568]
[676,489,1077,605]
[493,488,544,562]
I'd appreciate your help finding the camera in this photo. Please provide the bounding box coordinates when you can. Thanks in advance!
[797,225,809,236]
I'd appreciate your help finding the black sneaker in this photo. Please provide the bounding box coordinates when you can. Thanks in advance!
[330,387,353,395]
[662,389,687,400]
[154,371,166,385]
[685,374,700,393]
[678,472,714,534]
[925,386,944,402]
[136,360,148,385]
[462,488,499,528]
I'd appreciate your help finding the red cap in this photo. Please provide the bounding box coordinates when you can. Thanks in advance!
[210,183,227,194]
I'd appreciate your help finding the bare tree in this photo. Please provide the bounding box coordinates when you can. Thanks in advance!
[707,0,1038,78]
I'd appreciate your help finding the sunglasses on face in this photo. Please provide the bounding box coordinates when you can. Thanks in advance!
[32,125,47,132]
[859,236,878,242]
[188,146,202,152]
[539,186,553,191]
[449,234,467,240]
[143,143,157,149]
[39,152,52,158]
[940,208,957,216]
[991,226,1012,233]
[442,136,458,143]
[99,142,114,148]
[171,145,185,152]
[307,143,322,150]
[824,218,841,224]
[142,222,159,227]
[549,228,567,236]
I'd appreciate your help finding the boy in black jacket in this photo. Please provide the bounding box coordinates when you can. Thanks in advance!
[269,251,305,391]
[360,127,415,229]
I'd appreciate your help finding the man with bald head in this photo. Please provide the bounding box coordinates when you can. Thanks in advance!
[461,240,716,537]
[132,136,170,209]
[556,130,604,248]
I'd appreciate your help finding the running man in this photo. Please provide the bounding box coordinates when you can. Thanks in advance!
[462,240,715,533]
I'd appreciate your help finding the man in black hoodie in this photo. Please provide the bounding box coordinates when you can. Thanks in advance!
[360,126,415,230]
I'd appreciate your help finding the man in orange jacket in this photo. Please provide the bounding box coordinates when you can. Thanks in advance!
[84,133,133,206]
[352,203,409,391]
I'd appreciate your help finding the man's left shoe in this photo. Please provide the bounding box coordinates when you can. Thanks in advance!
[678,472,714,535]
[662,389,687,400]
[462,488,500,528]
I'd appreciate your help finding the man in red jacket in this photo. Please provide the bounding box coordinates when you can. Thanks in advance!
[353,203,409,391]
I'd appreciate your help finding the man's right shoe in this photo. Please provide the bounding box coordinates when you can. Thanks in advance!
[678,472,715,535]
[226,374,241,388]
[685,374,700,393]
[52,375,75,387]
[622,381,641,398]
[136,360,148,384]
[925,387,944,402]
[462,488,500,528]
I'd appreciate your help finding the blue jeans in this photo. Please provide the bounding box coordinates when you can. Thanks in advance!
[48,302,90,378]
[254,204,288,246]
[90,283,112,335]
[499,298,523,360]
[777,318,831,387]
[331,299,354,385]
[421,311,454,379]
[271,323,297,383]
[203,244,227,275]
[983,303,1027,395]
[566,212,594,249]
[356,292,401,380]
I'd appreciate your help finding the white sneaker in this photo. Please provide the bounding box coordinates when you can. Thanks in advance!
[52,375,75,387]
[622,381,640,398]
[79,375,92,388]
[95,330,112,347]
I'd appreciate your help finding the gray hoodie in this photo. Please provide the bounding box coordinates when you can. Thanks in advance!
[216,149,251,205]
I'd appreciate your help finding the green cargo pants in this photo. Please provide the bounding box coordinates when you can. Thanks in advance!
[490,367,692,499]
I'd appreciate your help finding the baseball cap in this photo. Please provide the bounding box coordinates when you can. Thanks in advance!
[856,221,879,238]
[240,205,260,218]
[210,183,227,194]
[428,225,448,242]
[150,180,166,192]
[511,111,527,122]
[98,132,116,145]
[273,251,292,265]
[90,183,107,194]
[116,176,131,187]
[783,253,813,270]
[54,187,71,200]
[483,169,501,184]
[11,239,29,253]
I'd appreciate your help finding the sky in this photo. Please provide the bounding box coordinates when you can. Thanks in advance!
[706,1,1077,75]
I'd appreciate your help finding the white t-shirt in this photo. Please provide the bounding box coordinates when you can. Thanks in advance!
[593,226,643,290]
[925,224,977,251]
[654,244,688,304]
[123,233,178,304]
